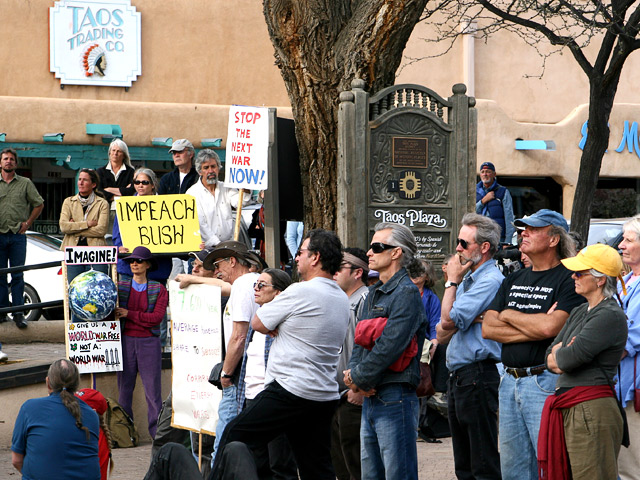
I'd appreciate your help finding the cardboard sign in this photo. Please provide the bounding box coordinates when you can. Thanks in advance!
[225,105,269,190]
[67,320,123,374]
[65,246,118,265]
[116,194,202,253]
[169,282,222,435]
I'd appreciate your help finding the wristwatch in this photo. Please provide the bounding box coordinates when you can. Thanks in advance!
[221,370,233,379]
[444,281,458,289]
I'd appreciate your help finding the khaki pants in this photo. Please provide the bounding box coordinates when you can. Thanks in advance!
[562,396,622,480]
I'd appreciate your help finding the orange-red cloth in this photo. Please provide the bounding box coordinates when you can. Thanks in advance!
[537,384,613,480]
[354,316,418,372]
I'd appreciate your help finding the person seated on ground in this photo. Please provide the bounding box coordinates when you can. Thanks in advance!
[12,358,100,480]
[76,388,114,480]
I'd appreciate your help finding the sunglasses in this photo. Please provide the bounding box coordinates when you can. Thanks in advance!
[253,281,274,291]
[456,238,477,249]
[369,242,398,254]
[134,180,151,185]
[574,271,591,278]
[296,247,309,258]
[127,258,146,264]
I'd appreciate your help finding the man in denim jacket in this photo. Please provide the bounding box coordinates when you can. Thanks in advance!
[344,222,427,480]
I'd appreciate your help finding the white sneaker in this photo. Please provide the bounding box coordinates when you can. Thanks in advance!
[0,351,8,363]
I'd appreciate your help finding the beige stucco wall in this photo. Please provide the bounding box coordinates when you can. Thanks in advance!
[0,0,289,108]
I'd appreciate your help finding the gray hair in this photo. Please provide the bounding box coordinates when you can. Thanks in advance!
[623,215,640,242]
[195,149,221,174]
[133,167,159,194]
[461,213,501,255]
[589,269,618,299]
[108,139,132,167]
[549,225,577,260]
[374,222,417,267]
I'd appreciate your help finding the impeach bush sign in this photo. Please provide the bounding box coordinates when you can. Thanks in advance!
[116,194,202,253]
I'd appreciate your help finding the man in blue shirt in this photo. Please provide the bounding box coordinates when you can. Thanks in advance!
[476,161,514,245]
[437,213,504,479]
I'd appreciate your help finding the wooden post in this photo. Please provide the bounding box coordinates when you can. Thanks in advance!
[233,189,245,242]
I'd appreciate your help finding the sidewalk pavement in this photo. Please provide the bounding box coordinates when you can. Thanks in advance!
[1,438,456,479]
[0,341,457,479]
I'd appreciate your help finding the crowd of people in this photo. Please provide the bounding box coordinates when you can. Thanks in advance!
[3,143,640,480]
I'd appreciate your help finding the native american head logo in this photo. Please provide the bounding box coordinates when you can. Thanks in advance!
[82,44,107,77]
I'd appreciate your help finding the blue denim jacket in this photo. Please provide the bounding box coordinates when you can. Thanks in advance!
[348,267,427,391]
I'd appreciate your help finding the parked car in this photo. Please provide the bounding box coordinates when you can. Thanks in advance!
[7,232,64,322]
[586,218,625,248]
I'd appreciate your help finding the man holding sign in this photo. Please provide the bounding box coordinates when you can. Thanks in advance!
[186,150,248,249]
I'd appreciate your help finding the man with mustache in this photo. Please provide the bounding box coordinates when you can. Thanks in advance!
[436,213,504,479]
[186,149,246,249]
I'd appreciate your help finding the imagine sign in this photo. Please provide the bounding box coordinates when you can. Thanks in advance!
[49,0,142,87]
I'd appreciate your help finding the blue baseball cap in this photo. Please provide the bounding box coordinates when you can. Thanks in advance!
[514,209,569,232]
[480,162,495,171]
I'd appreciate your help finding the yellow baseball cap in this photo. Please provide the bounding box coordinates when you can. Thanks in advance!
[561,244,626,293]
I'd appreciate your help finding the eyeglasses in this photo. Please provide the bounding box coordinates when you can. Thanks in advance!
[369,242,398,254]
[128,259,145,264]
[296,248,310,258]
[212,258,229,269]
[339,263,355,271]
[253,281,274,291]
[134,180,151,185]
[456,238,477,249]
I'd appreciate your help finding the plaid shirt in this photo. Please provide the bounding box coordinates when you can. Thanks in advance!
[236,324,273,412]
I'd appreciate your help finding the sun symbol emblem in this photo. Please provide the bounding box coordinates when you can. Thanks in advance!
[398,171,422,200]
[83,44,107,77]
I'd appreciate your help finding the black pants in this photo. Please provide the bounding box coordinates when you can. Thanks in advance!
[244,397,298,480]
[447,360,501,480]
[330,395,362,480]
[144,443,203,480]
[210,381,338,480]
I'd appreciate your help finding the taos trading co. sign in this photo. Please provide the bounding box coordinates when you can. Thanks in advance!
[50,0,141,87]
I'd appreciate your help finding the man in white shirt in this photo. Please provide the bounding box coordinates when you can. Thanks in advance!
[186,150,246,249]
[202,241,260,463]
[210,229,350,480]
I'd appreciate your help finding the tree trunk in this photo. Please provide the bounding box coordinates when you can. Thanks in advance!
[263,0,428,230]
[570,70,622,243]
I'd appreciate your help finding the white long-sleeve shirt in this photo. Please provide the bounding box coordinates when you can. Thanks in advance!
[186,180,246,247]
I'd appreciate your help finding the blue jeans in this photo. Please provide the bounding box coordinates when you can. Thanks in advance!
[498,369,557,480]
[360,383,419,480]
[212,384,239,465]
[0,232,27,311]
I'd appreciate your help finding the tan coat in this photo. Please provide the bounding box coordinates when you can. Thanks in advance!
[59,194,109,248]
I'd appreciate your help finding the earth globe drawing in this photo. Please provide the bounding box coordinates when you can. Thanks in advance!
[69,270,117,321]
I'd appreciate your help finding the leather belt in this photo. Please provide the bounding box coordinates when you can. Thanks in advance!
[505,365,546,378]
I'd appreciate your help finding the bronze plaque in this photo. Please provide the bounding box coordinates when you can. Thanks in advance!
[392,137,428,168]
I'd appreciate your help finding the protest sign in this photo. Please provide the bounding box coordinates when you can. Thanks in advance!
[116,194,202,253]
[225,105,269,190]
[65,246,118,265]
[67,320,123,374]
[169,281,222,434]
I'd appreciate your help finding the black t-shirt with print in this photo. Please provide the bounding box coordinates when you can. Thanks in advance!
[488,263,586,368]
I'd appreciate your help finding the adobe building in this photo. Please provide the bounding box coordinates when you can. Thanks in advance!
[2,0,639,236]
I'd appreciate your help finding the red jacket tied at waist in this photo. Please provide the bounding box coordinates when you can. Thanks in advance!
[538,384,613,480]
[354,316,418,372]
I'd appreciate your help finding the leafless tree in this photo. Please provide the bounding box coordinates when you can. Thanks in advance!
[419,0,640,240]
[263,0,428,230]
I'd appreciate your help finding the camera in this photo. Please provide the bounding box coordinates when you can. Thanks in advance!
[494,245,522,277]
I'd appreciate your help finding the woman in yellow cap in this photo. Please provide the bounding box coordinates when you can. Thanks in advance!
[539,243,628,480]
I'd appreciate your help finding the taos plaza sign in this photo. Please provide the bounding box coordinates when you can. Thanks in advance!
[50,0,141,87]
